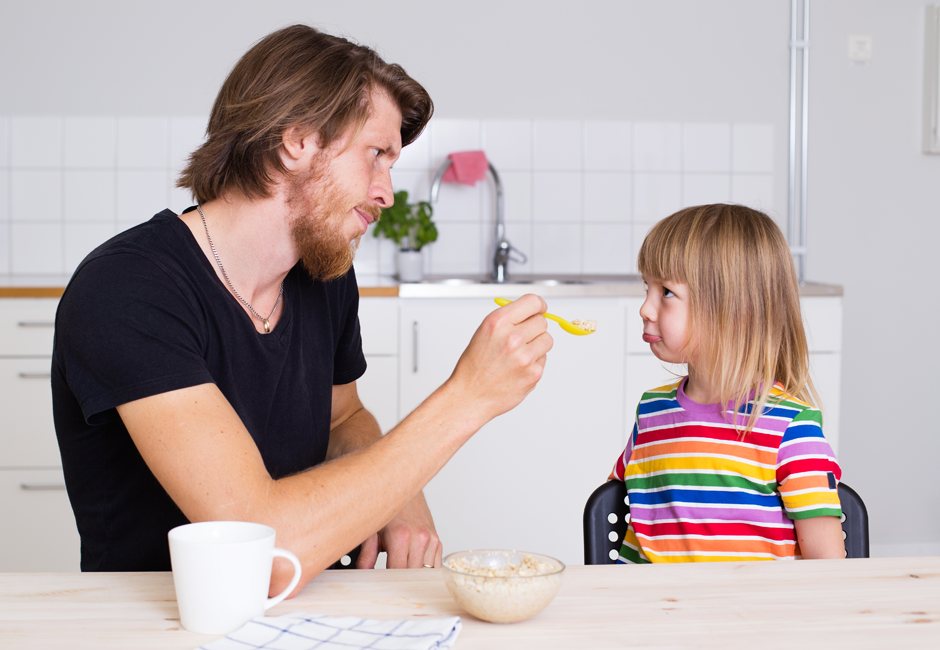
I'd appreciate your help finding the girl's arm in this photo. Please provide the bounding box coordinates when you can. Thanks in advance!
[794,516,845,559]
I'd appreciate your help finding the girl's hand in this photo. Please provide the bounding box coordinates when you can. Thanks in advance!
[794,516,845,559]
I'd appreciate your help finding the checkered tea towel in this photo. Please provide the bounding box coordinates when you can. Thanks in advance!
[197,611,462,650]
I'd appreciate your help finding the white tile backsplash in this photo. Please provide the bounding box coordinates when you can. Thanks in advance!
[0,117,10,167]
[497,171,532,223]
[396,126,431,170]
[12,223,63,274]
[732,124,774,173]
[117,117,168,169]
[682,173,731,206]
[170,185,195,215]
[430,119,481,169]
[683,123,731,172]
[432,181,481,222]
[532,172,581,223]
[501,221,533,273]
[0,224,9,274]
[0,172,8,221]
[64,117,116,169]
[483,120,532,171]
[117,170,169,224]
[169,117,207,175]
[731,173,775,210]
[632,222,658,273]
[533,121,582,171]
[583,223,633,274]
[0,116,777,279]
[64,170,115,222]
[11,170,61,222]
[584,172,631,223]
[353,225,380,276]
[634,123,682,172]
[11,116,62,168]
[64,222,116,272]
[584,121,632,172]
[390,169,433,206]
[532,223,582,274]
[633,173,682,222]
[429,222,483,274]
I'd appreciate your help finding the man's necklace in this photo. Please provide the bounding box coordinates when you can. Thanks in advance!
[197,205,284,334]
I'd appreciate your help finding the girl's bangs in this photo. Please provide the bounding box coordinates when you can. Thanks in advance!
[638,221,688,284]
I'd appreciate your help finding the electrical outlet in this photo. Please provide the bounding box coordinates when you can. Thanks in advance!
[848,34,873,61]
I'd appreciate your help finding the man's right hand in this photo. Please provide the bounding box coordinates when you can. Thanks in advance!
[445,294,553,428]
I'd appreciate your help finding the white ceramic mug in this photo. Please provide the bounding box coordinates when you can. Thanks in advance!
[168,521,302,635]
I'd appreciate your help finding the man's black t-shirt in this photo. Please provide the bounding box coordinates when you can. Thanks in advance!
[51,209,367,572]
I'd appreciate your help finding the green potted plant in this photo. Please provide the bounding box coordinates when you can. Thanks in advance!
[373,190,438,282]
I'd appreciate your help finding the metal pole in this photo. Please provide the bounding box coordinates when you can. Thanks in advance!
[789,0,809,284]
[800,0,810,283]
[789,0,798,252]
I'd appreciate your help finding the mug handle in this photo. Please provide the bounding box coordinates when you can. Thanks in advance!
[265,547,303,610]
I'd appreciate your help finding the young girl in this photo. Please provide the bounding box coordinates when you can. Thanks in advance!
[611,204,845,562]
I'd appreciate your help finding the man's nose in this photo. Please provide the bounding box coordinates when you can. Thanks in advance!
[372,168,394,208]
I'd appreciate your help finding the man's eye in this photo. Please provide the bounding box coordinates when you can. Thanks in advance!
[372,148,382,157]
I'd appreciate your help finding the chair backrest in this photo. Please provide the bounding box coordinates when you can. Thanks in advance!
[583,480,869,564]
[838,483,870,559]
[583,480,630,565]
[328,545,361,570]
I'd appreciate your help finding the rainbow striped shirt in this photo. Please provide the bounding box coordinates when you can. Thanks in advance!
[610,378,841,563]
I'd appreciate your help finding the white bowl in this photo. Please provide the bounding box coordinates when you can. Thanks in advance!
[442,549,565,623]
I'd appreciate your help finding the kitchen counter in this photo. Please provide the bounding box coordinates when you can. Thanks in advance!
[2,558,937,649]
[0,274,843,299]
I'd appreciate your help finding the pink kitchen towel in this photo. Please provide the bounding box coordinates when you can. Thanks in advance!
[441,151,489,186]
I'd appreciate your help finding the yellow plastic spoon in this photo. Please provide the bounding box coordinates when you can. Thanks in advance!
[494,297,596,336]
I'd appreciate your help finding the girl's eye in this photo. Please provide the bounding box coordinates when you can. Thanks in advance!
[663,287,675,298]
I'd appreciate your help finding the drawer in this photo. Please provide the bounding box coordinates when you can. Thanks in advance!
[0,468,81,571]
[0,299,58,356]
[0,358,59,467]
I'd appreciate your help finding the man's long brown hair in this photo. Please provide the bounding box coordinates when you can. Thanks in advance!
[177,24,433,204]
[638,204,819,435]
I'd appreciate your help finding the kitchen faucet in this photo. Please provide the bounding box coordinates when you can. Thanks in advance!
[429,158,526,283]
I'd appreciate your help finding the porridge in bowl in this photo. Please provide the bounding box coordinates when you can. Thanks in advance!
[442,550,564,623]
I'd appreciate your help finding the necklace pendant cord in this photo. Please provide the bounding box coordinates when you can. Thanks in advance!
[197,205,284,333]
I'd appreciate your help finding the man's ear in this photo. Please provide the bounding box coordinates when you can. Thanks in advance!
[280,126,321,171]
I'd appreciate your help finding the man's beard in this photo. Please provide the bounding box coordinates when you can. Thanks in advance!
[287,161,377,282]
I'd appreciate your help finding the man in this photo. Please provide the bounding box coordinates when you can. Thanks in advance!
[52,24,552,596]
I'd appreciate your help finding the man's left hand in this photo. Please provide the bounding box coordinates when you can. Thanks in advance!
[357,491,442,568]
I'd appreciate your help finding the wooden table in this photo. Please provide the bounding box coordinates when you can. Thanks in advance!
[2,558,938,649]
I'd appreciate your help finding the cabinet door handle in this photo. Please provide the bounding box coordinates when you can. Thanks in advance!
[412,321,419,373]
[18,372,52,379]
[20,483,66,491]
[17,321,55,328]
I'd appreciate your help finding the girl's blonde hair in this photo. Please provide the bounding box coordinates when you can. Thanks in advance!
[638,204,819,434]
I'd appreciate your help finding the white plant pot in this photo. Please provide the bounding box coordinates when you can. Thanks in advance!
[397,249,424,282]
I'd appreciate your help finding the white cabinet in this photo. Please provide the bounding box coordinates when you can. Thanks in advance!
[401,297,626,567]
[0,469,80,571]
[356,298,400,435]
[0,299,81,572]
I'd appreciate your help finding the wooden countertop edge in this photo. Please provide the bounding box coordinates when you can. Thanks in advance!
[0,287,66,298]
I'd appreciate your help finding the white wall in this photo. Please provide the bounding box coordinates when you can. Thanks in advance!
[809,0,940,557]
[1,0,937,555]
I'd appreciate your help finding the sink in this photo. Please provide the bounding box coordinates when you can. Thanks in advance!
[418,274,640,286]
